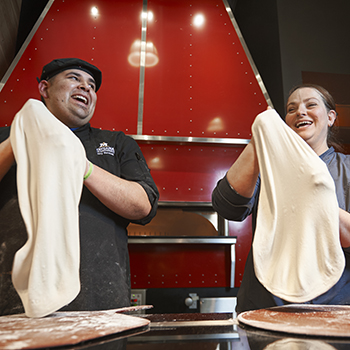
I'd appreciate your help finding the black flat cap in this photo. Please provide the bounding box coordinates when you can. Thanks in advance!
[39,58,102,91]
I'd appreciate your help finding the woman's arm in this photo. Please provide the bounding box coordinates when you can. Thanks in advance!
[226,137,259,198]
[339,208,350,248]
[0,138,15,182]
[212,137,260,222]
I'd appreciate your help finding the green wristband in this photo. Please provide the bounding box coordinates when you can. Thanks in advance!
[84,161,93,181]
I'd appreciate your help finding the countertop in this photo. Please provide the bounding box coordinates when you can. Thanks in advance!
[126,313,350,350]
[63,312,350,350]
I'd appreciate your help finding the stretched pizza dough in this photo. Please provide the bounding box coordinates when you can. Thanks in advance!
[10,99,86,317]
[251,109,345,302]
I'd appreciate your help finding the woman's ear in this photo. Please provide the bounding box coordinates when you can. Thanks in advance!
[38,80,49,99]
[328,110,337,127]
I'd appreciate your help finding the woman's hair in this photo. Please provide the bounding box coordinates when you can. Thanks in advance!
[287,84,342,151]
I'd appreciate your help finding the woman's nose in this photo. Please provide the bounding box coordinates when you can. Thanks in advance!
[297,105,307,116]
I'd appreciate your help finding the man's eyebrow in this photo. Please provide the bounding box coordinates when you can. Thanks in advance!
[87,77,96,86]
[66,71,96,85]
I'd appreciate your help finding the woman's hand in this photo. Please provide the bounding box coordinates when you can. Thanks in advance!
[225,108,275,198]
[0,137,15,182]
[339,208,350,248]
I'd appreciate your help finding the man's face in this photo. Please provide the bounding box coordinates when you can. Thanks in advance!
[40,69,98,128]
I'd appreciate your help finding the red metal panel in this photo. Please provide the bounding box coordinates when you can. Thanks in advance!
[0,0,267,135]
[129,243,231,288]
[0,0,143,132]
[143,0,267,138]
[139,143,244,202]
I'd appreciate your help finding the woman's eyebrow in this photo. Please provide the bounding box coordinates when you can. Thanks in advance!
[303,97,320,103]
[287,97,319,107]
[286,101,296,107]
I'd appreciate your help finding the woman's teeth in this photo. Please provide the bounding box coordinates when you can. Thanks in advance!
[296,121,312,128]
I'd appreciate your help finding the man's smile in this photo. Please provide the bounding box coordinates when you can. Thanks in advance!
[72,94,88,105]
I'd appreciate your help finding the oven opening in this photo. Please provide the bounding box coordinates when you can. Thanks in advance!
[128,202,237,315]
[128,202,228,237]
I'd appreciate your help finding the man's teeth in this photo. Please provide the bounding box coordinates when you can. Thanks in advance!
[296,121,312,128]
[73,95,87,104]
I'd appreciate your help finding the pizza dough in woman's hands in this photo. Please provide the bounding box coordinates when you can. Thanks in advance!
[10,99,86,317]
[251,109,344,302]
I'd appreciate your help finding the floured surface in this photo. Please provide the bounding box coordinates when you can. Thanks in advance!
[238,304,350,337]
[265,338,337,350]
[251,109,344,302]
[0,310,150,349]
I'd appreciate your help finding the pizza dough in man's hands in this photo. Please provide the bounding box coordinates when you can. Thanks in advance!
[10,99,86,318]
[251,109,344,303]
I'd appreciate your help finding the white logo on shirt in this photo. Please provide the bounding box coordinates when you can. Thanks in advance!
[96,142,115,156]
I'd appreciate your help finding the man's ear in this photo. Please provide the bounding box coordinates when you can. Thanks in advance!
[38,80,49,99]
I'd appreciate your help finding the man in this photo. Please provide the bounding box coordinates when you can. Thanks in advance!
[0,58,159,315]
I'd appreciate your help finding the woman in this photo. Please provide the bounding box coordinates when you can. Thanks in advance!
[212,84,350,313]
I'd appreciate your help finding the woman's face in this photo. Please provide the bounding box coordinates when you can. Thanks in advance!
[285,87,336,155]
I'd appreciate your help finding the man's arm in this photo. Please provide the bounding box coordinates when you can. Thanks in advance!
[339,208,350,248]
[83,161,152,220]
[0,138,15,182]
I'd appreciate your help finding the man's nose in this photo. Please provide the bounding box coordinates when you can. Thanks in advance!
[79,81,91,91]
